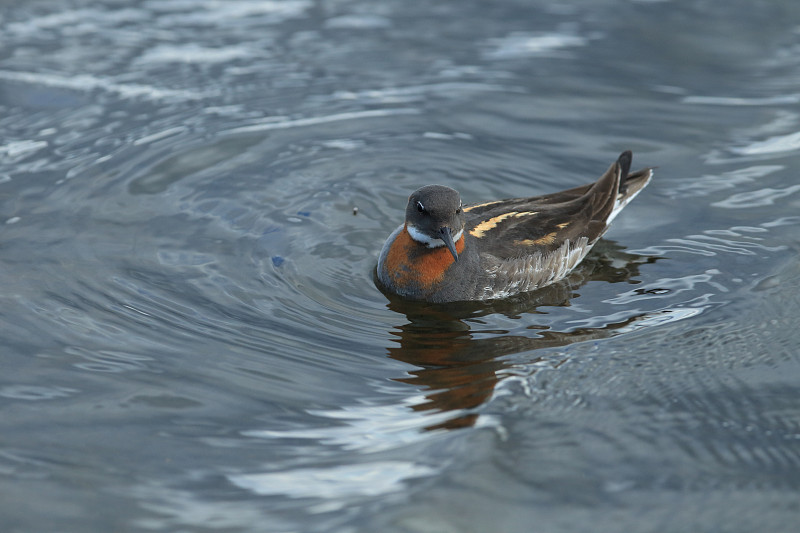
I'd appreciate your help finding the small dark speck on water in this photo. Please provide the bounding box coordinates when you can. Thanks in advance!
[297,211,311,217]
[634,287,670,295]
[271,256,285,267]
[353,206,359,215]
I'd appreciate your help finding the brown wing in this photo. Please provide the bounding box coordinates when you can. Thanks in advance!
[465,152,639,259]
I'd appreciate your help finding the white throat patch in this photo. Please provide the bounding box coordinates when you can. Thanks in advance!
[407,225,463,248]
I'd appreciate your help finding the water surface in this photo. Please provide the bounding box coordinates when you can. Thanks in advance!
[1,1,799,532]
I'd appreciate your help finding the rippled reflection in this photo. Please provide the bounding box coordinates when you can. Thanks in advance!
[385,240,658,429]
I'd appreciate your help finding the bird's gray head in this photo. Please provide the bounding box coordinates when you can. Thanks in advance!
[404,185,465,261]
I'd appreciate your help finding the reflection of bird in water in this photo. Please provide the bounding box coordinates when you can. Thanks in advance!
[385,240,658,430]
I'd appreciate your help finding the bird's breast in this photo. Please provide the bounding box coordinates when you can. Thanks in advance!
[380,226,465,293]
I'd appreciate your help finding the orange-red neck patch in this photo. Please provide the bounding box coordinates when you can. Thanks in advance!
[384,226,465,292]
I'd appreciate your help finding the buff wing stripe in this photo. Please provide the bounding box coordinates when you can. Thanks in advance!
[469,211,537,238]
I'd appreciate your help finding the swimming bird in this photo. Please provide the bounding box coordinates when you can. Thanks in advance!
[376,151,653,302]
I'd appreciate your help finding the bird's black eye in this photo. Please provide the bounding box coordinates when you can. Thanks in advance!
[416,201,425,213]
[456,205,462,215]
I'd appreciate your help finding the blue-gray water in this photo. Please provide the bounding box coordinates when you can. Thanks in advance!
[2,1,800,532]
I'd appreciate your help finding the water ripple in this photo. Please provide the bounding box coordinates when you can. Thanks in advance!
[684,94,800,106]
[483,31,591,60]
[632,217,794,257]
[666,165,783,199]
[732,130,800,156]
[0,70,208,101]
[713,184,800,208]
[229,461,436,502]
[0,385,78,401]
[222,108,421,135]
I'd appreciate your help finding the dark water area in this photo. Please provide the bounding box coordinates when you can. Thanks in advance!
[2,1,800,532]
